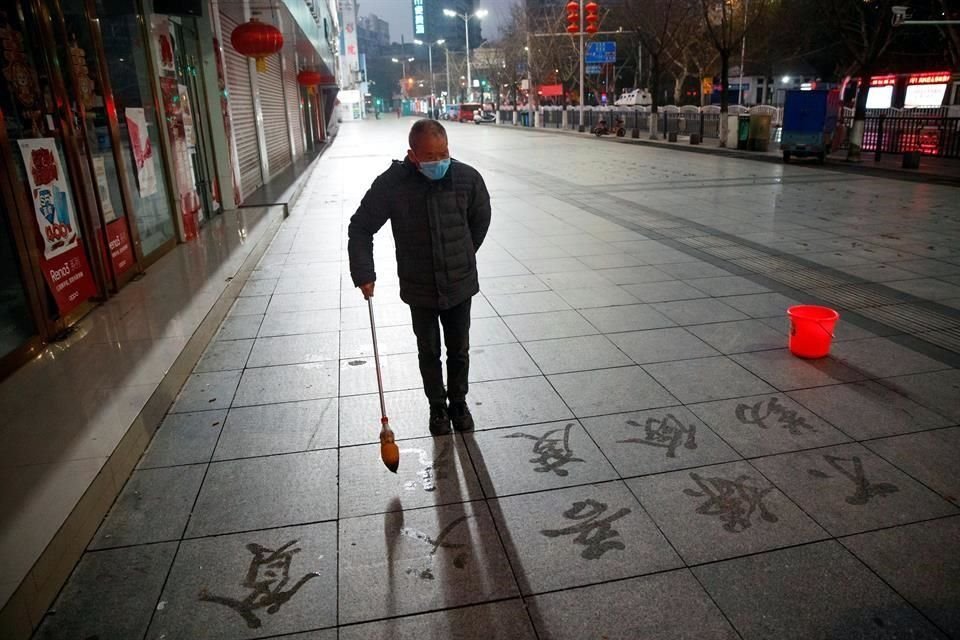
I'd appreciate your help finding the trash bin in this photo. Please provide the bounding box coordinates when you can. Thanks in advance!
[748,113,772,152]
[737,115,750,150]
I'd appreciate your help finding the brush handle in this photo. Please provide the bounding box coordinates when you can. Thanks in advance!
[367,297,388,421]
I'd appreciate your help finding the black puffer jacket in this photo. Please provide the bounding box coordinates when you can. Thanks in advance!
[348,158,491,309]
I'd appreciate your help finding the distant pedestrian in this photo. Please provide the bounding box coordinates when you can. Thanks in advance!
[396,106,401,119]
[348,119,491,435]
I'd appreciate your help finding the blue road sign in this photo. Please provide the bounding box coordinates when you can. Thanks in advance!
[586,64,602,75]
[586,41,616,64]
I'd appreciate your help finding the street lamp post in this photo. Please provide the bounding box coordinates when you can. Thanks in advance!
[391,56,415,98]
[415,38,445,118]
[443,7,487,102]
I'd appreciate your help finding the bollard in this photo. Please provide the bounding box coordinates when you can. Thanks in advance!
[902,151,921,169]
[512,110,518,126]
[690,133,701,145]
[668,131,678,142]
[631,128,639,138]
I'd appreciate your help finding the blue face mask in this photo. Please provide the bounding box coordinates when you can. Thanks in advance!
[418,158,451,181]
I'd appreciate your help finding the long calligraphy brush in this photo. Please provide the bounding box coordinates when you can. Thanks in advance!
[367,295,399,473]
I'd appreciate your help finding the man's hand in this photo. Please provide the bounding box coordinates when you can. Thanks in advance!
[360,282,375,299]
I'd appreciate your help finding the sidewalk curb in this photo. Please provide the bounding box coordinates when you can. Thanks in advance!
[492,122,960,187]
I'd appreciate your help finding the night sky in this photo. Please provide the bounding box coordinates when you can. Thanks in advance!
[358,0,520,43]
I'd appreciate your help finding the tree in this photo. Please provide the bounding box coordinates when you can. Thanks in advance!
[819,0,898,161]
[698,0,770,146]
[624,0,696,137]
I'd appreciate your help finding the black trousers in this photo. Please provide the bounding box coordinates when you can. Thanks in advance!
[409,298,471,406]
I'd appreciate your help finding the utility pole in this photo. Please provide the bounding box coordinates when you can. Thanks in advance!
[579,0,585,131]
[737,0,748,105]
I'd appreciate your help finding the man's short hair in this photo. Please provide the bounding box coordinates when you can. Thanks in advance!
[409,119,447,148]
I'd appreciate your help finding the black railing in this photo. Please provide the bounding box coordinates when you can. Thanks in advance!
[847,116,960,159]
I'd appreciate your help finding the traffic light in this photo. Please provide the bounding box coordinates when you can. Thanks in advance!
[566,1,578,34]
[585,1,599,34]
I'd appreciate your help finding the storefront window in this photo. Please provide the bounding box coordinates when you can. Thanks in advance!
[95,0,176,257]
[0,207,34,361]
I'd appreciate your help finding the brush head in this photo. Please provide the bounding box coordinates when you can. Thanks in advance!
[380,427,399,473]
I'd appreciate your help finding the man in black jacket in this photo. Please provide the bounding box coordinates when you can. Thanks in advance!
[348,120,492,435]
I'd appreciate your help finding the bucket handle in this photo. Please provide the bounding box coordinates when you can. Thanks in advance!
[790,317,836,339]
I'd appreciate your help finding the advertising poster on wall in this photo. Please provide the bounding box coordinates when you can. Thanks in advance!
[125,107,158,197]
[92,156,117,222]
[106,219,134,276]
[160,77,200,240]
[17,138,97,314]
[151,15,176,75]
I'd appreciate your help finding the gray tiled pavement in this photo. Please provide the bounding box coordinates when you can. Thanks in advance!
[36,119,960,638]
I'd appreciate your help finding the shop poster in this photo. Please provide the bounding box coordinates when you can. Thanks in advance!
[92,156,117,222]
[106,219,134,276]
[161,76,200,240]
[151,15,176,76]
[125,108,158,197]
[17,138,97,314]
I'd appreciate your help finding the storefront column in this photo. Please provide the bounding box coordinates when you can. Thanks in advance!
[199,0,238,211]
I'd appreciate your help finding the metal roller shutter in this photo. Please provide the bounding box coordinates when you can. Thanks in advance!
[260,52,292,177]
[220,10,262,199]
[283,47,305,160]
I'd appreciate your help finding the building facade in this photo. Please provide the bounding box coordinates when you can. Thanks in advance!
[357,13,390,58]
[0,0,340,380]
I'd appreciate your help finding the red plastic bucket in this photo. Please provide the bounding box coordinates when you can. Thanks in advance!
[787,305,839,358]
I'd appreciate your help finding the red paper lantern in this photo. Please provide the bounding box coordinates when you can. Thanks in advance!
[231,18,283,73]
[585,1,599,12]
[565,1,578,11]
[586,12,599,23]
[585,23,598,34]
[566,23,578,33]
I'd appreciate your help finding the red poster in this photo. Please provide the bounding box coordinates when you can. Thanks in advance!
[106,219,134,276]
[40,244,97,315]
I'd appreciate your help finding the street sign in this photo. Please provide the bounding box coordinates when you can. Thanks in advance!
[586,41,616,64]
[586,64,602,75]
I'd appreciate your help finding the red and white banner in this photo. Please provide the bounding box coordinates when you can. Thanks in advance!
[126,108,158,197]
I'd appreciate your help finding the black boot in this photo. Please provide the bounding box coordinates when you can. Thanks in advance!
[429,403,452,436]
[449,401,474,432]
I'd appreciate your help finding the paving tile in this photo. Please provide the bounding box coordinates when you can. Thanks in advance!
[644,356,774,404]
[841,516,960,638]
[90,464,205,549]
[186,450,338,537]
[470,316,517,345]
[688,393,851,457]
[139,409,226,468]
[582,406,741,477]
[463,421,618,496]
[171,370,242,413]
[489,482,682,594]
[864,427,960,505]
[196,338,254,372]
[885,277,960,300]
[579,252,647,269]
[593,265,675,285]
[527,569,738,640]
[340,301,412,331]
[229,295,270,317]
[539,270,615,289]
[555,285,640,309]
[148,523,337,639]
[523,334,632,374]
[686,319,786,354]
[549,366,678,417]
[731,349,866,391]
[233,361,339,406]
[35,543,177,640]
[339,324,414,359]
[878,369,960,422]
[486,290,572,315]
[479,260,533,277]
[686,275,772,296]
[622,280,709,303]
[651,299,749,325]
[216,315,263,341]
[214,398,339,460]
[693,541,946,640]
[338,501,517,623]
[720,292,804,318]
[258,309,340,337]
[481,274,549,295]
[579,303,676,333]
[467,376,573,429]
[339,435,484,518]
[656,261,734,279]
[247,332,340,368]
[789,381,952,440]
[607,327,719,365]
[274,275,340,295]
[339,389,433,446]
[752,443,957,536]
[240,277,278,297]
[627,461,827,564]
[267,291,342,314]
[504,309,598,341]
[895,258,960,277]
[469,342,541,381]
[338,352,424,396]
[338,600,537,640]
[830,337,951,378]
[836,263,923,283]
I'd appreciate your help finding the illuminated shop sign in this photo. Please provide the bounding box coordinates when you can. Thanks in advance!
[908,71,951,85]
[414,0,425,35]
